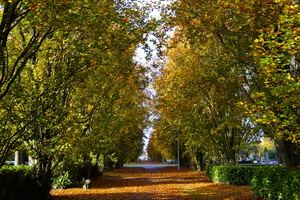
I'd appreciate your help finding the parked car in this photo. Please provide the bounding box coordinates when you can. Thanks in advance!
[238,159,251,164]
[167,160,178,164]
[5,161,14,165]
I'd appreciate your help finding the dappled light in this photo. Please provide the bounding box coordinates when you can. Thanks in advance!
[50,165,261,200]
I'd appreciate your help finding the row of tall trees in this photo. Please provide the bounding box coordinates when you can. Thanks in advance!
[0,0,156,199]
[151,0,300,169]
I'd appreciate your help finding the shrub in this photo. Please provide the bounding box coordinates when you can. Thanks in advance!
[52,171,73,189]
[251,166,300,200]
[52,162,85,189]
[206,164,300,199]
[206,164,255,185]
[0,165,30,200]
[205,164,216,180]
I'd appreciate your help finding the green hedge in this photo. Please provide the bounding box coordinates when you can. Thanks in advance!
[251,166,300,200]
[0,165,30,200]
[206,164,254,185]
[206,164,300,199]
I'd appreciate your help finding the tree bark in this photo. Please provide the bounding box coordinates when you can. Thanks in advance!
[107,160,114,171]
[81,157,92,179]
[195,151,205,171]
[14,150,26,165]
[98,164,104,176]
[276,140,300,168]
[115,161,123,169]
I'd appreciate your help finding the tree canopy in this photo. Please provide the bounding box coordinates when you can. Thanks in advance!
[150,0,300,169]
[1,0,300,199]
[0,0,157,199]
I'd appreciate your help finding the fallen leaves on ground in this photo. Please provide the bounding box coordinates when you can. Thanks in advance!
[50,164,263,200]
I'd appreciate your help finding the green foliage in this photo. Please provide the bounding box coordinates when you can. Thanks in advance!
[153,0,276,167]
[147,136,163,161]
[245,1,300,168]
[0,165,30,200]
[268,149,277,161]
[205,164,216,180]
[153,34,259,165]
[250,2,300,143]
[154,0,300,168]
[52,171,73,189]
[251,166,300,200]
[207,164,300,199]
[206,164,254,185]
[0,0,155,199]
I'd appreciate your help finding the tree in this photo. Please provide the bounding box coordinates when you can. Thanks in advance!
[147,135,163,161]
[0,0,156,199]
[247,1,300,168]
[0,0,54,165]
[0,1,53,101]
[156,0,299,167]
[153,33,259,166]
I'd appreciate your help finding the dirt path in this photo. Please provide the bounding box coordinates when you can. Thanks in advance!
[50,166,259,200]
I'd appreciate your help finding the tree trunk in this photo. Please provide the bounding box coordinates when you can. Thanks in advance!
[29,159,53,200]
[83,162,92,179]
[107,160,114,171]
[81,157,92,179]
[28,156,37,167]
[98,164,104,176]
[90,164,100,178]
[115,161,123,169]
[275,144,282,164]
[14,151,26,165]
[195,151,205,171]
[276,140,300,168]
[181,154,190,168]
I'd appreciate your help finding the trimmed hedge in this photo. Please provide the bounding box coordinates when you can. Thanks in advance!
[251,166,300,200]
[206,164,300,199]
[206,164,254,185]
[0,165,30,200]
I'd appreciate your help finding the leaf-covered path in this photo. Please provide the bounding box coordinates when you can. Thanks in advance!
[50,165,260,200]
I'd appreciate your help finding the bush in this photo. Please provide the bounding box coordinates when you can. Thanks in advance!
[0,165,30,200]
[206,164,300,199]
[251,166,300,200]
[205,164,219,181]
[206,164,255,185]
[52,163,86,189]
[52,171,73,189]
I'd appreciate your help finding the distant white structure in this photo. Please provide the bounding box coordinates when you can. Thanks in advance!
[139,152,148,161]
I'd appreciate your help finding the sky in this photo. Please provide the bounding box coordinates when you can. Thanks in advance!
[133,0,167,152]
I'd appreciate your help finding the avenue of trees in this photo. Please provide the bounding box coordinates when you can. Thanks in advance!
[149,0,300,170]
[0,0,158,199]
[1,0,300,199]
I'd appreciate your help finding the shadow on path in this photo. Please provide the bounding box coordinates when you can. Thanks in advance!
[50,164,260,200]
